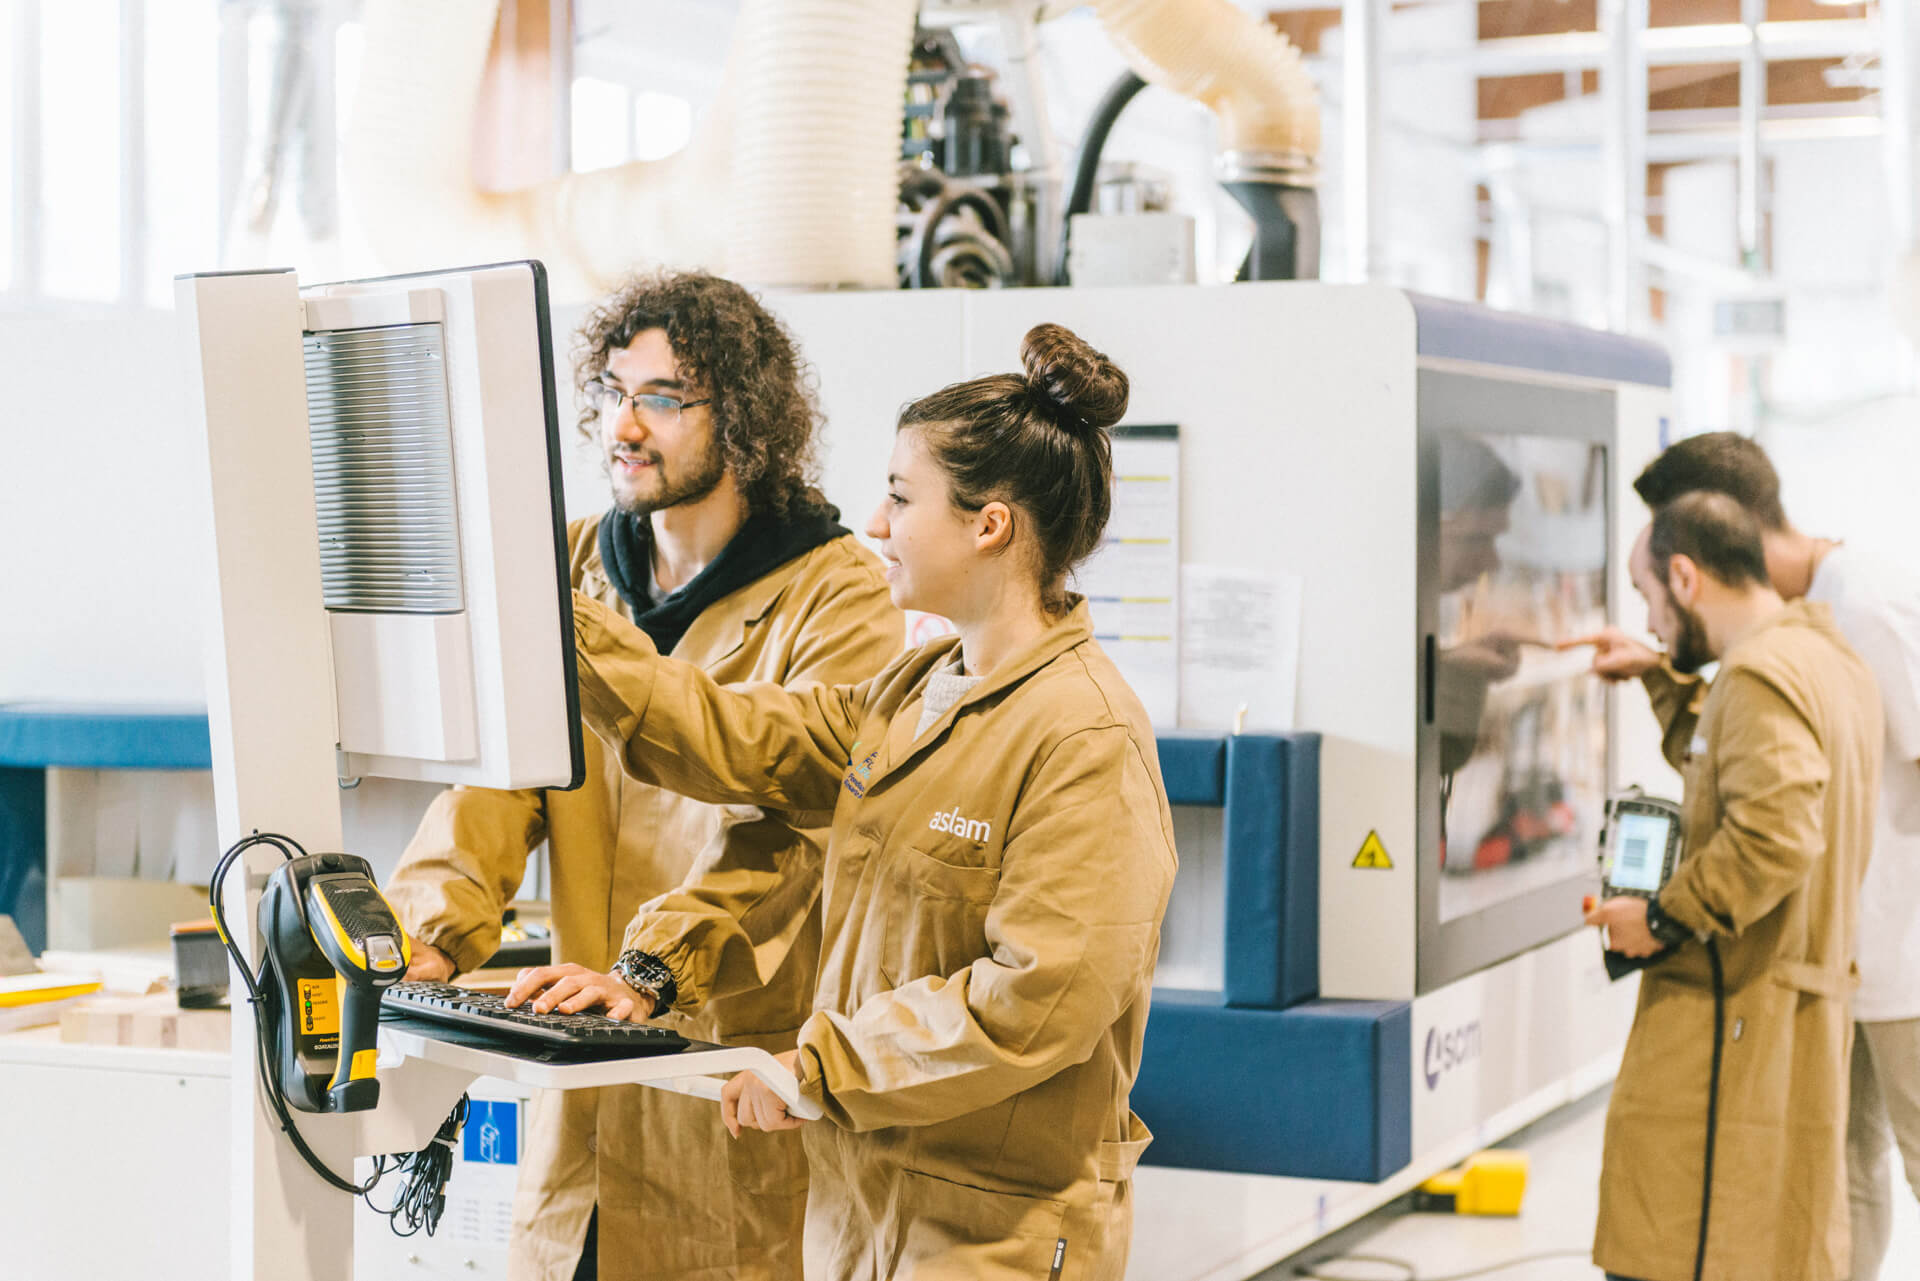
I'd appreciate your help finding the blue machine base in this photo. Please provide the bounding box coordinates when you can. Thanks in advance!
[1134,990,1412,1183]
[1156,731,1320,1011]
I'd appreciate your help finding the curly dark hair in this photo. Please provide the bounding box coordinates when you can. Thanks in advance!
[573,270,830,520]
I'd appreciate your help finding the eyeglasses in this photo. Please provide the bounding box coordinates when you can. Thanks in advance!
[592,380,712,427]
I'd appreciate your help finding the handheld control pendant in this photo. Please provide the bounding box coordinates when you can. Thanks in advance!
[1596,790,1684,981]
[257,853,410,1112]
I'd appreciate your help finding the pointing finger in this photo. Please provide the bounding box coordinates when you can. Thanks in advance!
[505,966,558,1007]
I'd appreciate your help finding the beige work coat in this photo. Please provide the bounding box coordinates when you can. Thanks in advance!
[572,595,1178,1281]
[1594,602,1883,1281]
[385,513,902,1281]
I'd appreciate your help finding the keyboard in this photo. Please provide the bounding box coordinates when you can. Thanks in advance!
[381,981,690,1055]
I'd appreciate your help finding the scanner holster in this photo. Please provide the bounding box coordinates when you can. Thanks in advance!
[257,853,409,1113]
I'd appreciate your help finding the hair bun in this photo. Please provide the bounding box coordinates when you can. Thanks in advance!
[1020,323,1129,434]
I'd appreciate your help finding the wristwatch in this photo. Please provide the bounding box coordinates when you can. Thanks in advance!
[1645,894,1693,948]
[611,950,678,1014]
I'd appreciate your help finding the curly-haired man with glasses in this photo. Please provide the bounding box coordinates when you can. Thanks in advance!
[384,271,901,1281]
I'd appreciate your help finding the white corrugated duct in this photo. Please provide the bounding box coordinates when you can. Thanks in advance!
[1089,0,1320,181]
[344,0,916,298]
[342,0,1317,297]
[722,0,918,289]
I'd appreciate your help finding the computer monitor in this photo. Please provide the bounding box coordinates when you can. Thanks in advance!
[180,260,583,792]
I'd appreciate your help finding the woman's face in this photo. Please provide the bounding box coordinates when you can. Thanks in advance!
[865,428,987,618]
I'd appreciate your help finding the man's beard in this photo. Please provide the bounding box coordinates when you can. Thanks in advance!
[609,434,728,517]
[1668,601,1714,675]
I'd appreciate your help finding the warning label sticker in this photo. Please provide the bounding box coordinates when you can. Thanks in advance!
[297,978,340,1036]
[1352,831,1394,870]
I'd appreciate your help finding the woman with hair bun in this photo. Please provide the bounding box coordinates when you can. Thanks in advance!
[515,323,1178,1280]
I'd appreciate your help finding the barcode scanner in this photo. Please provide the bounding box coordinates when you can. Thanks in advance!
[1597,790,1684,980]
[257,853,410,1113]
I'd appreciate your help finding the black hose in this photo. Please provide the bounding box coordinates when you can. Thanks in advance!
[909,186,1010,288]
[1694,940,1726,1281]
[1056,69,1149,285]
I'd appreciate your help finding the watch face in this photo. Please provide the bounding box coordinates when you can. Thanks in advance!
[615,953,674,1009]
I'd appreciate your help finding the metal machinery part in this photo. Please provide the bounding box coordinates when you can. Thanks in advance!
[1058,69,1320,285]
[1221,168,1322,283]
[895,0,1323,290]
[898,27,1029,288]
[901,44,1321,289]
[1055,69,1146,284]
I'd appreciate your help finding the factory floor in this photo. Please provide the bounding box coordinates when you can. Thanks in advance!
[1259,1085,1920,1281]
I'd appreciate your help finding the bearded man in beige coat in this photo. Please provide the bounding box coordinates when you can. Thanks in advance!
[384,272,901,1281]
[1577,493,1882,1281]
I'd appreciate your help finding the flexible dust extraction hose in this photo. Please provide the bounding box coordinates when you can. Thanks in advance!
[1089,0,1318,174]
[343,0,1317,293]
[1085,0,1322,279]
[722,0,918,289]
[344,0,916,298]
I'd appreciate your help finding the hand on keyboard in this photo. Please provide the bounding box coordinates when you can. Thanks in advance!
[506,962,657,1022]
[382,982,686,1054]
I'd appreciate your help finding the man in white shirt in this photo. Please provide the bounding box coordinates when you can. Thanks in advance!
[1635,432,1920,1280]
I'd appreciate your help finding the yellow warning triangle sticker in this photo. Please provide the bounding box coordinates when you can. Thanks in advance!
[1353,830,1394,870]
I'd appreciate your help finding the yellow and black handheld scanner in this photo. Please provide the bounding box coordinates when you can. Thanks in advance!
[1596,789,1684,981]
[257,852,410,1113]
[210,833,465,1225]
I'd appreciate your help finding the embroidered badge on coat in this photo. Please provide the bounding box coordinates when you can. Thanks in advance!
[843,743,880,799]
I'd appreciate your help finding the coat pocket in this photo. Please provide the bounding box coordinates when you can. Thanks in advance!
[877,847,999,988]
[896,1168,1067,1279]
[1770,958,1853,1001]
[1096,1114,1153,1181]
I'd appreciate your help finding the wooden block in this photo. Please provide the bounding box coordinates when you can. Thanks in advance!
[171,1007,229,1052]
[0,917,34,977]
[59,996,143,1046]
[453,967,522,995]
[59,993,229,1051]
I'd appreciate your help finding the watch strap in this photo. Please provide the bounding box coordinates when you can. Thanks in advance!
[1645,894,1693,947]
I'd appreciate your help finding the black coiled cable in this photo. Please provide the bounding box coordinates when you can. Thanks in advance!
[208,829,469,1233]
[366,1094,470,1237]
